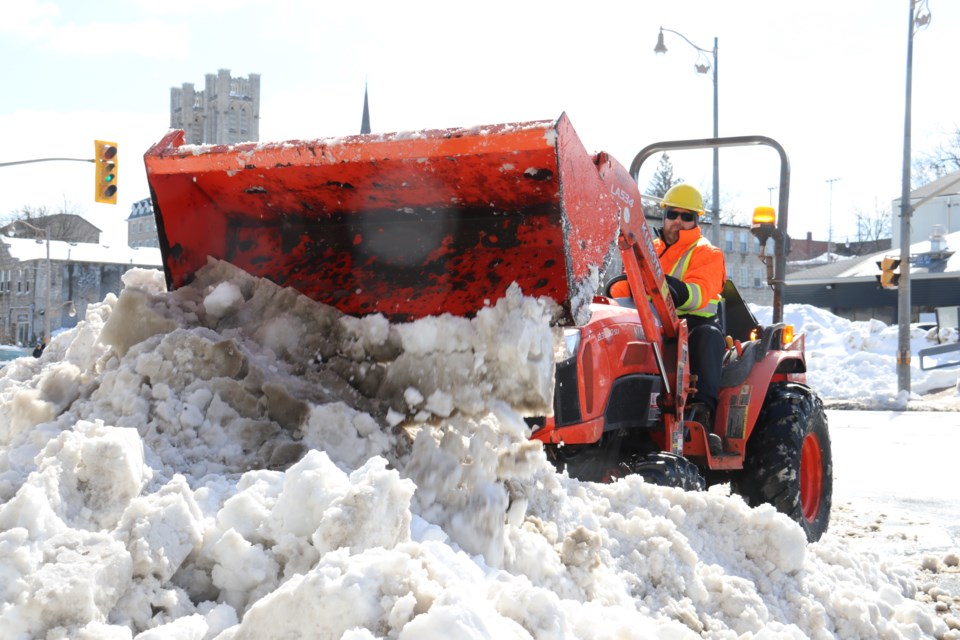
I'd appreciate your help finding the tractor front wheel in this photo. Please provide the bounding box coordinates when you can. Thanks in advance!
[731,382,832,542]
[623,451,706,491]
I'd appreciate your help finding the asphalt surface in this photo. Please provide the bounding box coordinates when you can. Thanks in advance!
[827,409,960,622]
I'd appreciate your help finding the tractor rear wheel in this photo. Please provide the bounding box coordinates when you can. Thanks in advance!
[623,451,706,491]
[731,382,832,542]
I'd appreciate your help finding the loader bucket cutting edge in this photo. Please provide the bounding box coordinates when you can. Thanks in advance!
[144,114,621,323]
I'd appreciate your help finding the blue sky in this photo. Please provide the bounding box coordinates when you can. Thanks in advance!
[1,0,956,249]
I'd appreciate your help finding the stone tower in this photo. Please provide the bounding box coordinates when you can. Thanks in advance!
[170,69,260,145]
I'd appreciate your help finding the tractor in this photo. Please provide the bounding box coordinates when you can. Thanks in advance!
[144,114,832,541]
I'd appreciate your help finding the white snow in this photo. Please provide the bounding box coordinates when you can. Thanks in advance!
[0,261,958,639]
[2,236,162,268]
[752,303,960,409]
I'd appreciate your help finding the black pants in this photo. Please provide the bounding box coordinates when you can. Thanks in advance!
[683,314,724,413]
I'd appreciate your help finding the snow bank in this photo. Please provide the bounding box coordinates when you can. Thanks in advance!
[753,303,960,409]
[0,263,950,639]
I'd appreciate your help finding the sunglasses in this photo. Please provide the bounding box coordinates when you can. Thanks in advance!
[664,209,697,222]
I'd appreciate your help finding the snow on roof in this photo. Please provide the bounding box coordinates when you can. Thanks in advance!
[1,236,162,267]
[787,229,960,283]
[787,251,854,267]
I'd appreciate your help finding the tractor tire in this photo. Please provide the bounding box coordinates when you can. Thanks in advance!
[731,382,832,542]
[623,452,706,491]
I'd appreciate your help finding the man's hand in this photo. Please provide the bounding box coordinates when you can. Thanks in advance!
[665,275,690,307]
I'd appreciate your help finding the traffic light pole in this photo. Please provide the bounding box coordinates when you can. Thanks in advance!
[2,142,117,206]
[0,158,94,167]
[897,0,917,394]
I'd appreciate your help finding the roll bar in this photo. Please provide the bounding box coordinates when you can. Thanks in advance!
[629,136,791,323]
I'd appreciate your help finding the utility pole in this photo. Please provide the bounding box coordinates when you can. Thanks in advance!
[710,36,720,250]
[826,178,841,261]
[898,0,931,394]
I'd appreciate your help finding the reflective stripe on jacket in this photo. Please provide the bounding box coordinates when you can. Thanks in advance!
[654,226,726,318]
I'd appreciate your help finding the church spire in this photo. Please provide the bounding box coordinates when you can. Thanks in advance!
[360,82,371,134]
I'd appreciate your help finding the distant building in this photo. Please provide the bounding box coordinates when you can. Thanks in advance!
[171,69,261,145]
[0,215,161,345]
[893,169,960,247]
[786,232,892,275]
[785,227,959,325]
[0,215,100,245]
[128,198,158,248]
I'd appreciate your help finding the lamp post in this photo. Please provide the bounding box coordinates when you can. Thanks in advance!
[8,220,51,344]
[655,27,720,247]
[826,177,841,261]
[897,0,931,394]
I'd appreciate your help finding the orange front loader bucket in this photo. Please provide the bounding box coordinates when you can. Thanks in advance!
[144,113,619,323]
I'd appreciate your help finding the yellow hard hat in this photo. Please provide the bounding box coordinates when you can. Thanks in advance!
[660,184,705,215]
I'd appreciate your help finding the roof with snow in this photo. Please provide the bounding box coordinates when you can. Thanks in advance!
[1,236,162,267]
[787,229,960,284]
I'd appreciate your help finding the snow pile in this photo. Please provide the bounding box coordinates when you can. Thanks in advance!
[753,303,960,409]
[0,263,952,639]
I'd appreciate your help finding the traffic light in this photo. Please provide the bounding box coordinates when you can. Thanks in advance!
[876,257,901,289]
[94,140,118,204]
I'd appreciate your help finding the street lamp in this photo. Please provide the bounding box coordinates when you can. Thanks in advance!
[7,220,52,344]
[654,27,720,247]
[896,0,931,394]
[826,177,841,261]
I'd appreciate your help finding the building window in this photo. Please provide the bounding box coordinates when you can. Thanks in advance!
[740,267,750,288]
[239,106,250,136]
[753,237,761,255]
[725,231,734,253]
[16,269,21,294]
[739,232,748,254]
[24,269,29,293]
[754,267,764,288]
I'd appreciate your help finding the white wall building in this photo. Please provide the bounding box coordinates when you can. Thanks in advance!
[892,170,960,248]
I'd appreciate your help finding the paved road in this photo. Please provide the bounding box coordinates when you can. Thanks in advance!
[827,409,960,600]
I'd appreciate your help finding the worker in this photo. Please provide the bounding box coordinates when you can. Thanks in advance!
[610,183,726,453]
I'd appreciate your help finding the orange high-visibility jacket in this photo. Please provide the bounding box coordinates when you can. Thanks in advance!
[655,226,726,316]
[610,226,726,316]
